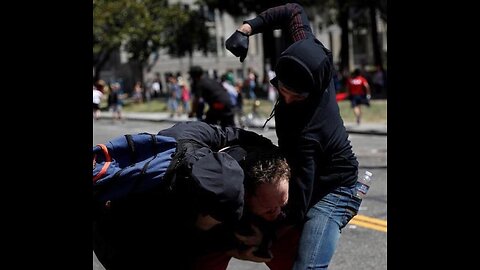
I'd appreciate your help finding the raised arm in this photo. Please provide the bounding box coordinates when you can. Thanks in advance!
[244,3,312,41]
[158,121,274,152]
[226,3,313,62]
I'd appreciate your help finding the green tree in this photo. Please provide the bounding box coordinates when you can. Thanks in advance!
[94,0,211,84]
[122,1,184,83]
[162,5,210,67]
[93,0,132,82]
[94,0,173,83]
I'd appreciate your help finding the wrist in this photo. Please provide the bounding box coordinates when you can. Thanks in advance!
[238,23,252,35]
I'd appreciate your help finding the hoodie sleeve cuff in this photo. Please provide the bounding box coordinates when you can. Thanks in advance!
[244,17,264,35]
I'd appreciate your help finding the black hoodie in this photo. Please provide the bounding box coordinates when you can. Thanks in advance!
[245,3,358,223]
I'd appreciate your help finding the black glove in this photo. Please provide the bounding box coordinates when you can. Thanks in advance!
[225,30,249,62]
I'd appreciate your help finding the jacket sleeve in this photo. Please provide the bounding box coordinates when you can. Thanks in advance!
[158,121,274,151]
[244,3,313,44]
[283,137,319,224]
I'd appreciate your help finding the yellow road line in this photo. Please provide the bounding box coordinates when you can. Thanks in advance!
[353,215,387,226]
[349,215,387,232]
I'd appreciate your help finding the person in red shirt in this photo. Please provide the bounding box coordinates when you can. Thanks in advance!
[347,68,371,124]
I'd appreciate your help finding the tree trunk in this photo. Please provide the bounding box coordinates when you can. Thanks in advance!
[369,4,382,68]
[138,61,145,86]
[188,50,193,71]
[93,49,113,83]
[338,0,350,73]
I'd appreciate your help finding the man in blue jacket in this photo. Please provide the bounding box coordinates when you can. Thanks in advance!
[93,121,290,269]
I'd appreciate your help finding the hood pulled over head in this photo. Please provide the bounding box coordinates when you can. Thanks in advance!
[274,38,333,96]
[190,148,244,224]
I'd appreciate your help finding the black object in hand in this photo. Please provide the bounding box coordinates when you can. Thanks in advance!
[225,30,249,62]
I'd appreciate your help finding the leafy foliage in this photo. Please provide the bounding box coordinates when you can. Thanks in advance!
[93,0,212,77]
[162,5,210,57]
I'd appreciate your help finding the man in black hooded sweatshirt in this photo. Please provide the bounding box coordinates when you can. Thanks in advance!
[189,66,236,127]
[226,3,362,269]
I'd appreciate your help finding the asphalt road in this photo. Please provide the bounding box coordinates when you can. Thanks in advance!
[93,119,387,270]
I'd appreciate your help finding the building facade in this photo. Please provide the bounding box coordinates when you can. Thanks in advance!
[97,1,387,96]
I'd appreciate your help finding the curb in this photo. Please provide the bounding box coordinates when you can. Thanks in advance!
[98,115,386,136]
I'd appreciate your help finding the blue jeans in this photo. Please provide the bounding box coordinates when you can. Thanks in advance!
[292,184,362,270]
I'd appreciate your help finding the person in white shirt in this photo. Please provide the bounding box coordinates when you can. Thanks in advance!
[93,85,104,120]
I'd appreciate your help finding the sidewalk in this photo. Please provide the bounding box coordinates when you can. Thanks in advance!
[100,112,387,136]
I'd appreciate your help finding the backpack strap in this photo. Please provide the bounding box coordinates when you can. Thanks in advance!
[93,144,112,183]
[125,133,159,163]
[138,133,159,176]
[150,133,157,151]
[131,134,159,191]
[125,134,137,163]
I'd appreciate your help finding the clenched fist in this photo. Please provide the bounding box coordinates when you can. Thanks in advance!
[225,30,249,62]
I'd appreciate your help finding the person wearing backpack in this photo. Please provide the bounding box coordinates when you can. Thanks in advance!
[93,121,290,270]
